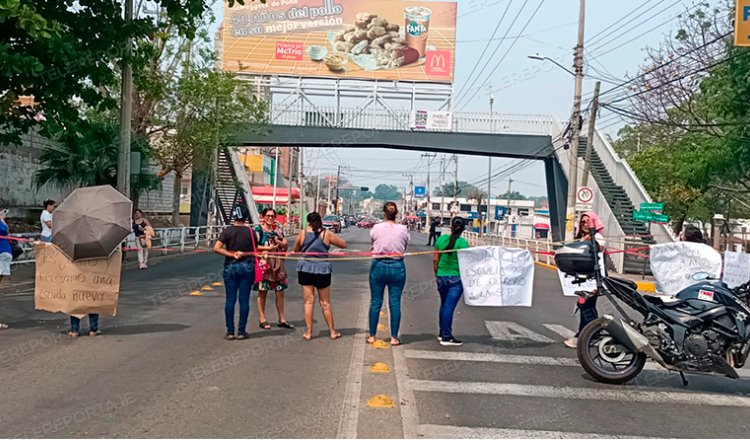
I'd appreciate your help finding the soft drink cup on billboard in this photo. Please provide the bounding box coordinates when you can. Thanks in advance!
[404,6,431,57]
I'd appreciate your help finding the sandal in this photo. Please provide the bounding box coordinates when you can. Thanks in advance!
[259,321,272,330]
[88,330,101,337]
[277,321,295,329]
[366,335,376,344]
[303,332,313,341]
[330,331,342,340]
[68,331,79,338]
[236,332,250,340]
[390,337,403,346]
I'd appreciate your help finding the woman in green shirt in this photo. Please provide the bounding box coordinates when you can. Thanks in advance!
[433,217,469,346]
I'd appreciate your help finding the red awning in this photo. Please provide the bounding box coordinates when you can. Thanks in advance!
[534,223,550,229]
[251,186,301,204]
[405,215,419,220]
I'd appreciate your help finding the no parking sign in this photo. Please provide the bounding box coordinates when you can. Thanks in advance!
[575,186,593,211]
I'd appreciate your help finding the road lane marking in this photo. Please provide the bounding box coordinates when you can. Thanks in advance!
[407,380,750,407]
[484,321,555,343]
[418,424,654,439]
[404,350,750,379]
[392,340,419,439]
[336,291,369,439]
[542,323,576,339]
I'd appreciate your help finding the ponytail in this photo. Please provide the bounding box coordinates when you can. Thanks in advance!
[446,217,465,251]
[307,212,324,237]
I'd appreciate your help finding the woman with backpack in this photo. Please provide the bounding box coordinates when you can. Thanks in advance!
[293,212,348,341]
[433,217,470,346]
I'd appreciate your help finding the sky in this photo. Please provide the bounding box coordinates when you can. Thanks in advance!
[211,0,698,197]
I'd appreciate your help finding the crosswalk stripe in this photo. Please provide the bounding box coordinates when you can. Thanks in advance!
[418,424,655,439]
[404,350,750,379]
[484,321,555,343]
[542,323,576,339]
[407,379,750,407]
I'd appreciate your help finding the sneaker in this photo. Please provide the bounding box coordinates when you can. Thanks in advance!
[225,333,235,341]
[236,332,250,340]
[138,263,146,270]
[564,338,577,348]
[436,335,443,342]
[439,337,463,346]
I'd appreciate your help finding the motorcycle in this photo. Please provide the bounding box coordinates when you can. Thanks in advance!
[555,230,750,385]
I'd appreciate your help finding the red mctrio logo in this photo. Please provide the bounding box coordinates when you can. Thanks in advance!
[276,42,303,61]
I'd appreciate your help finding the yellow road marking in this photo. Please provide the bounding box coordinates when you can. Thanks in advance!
[369,362,391,373]
[367,394,395,408]
[371,340,389,349]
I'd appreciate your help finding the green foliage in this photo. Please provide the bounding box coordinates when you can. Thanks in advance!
[373,184,401,201]
[498,190,527,200]
[433,181,479,197]
[34,117,159,199]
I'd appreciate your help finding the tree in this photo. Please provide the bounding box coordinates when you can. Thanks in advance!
[373,184,401,201]
[498,190,527,200]
[151,64,267,224]
[34,116,160,202]
[433,181,479,197]
[0,0,221,144]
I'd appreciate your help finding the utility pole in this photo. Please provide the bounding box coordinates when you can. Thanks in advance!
[315,175,321,214]
[421,153,437,228]
[272,147,280,210]
[116,0,133,197]
[485,157,492,236]
[565,0,586,241]
[326,176,332,215]
[581,81,601,187]
[402,173,414,213]
[505,178,513,237]
[452,154,459,217]
[299,148,306,229]
[335,164,341,215]
[440,155,446,224]
[287,148,293,227]
[489,85,495,132]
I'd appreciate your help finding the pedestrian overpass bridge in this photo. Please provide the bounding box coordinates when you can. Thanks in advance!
[219,105,673,273]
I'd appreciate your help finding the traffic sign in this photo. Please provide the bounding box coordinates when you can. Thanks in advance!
[414,186,426,198]
[736,0,750,47]
[640,202,664,213]
[495,206,507,220]
[633,210,669,223]
[576,187,594,204]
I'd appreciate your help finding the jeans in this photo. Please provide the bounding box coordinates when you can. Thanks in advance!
[576,296,599,337]
[40,235,52,243]
[427,232,439,246]
[70,314,99,333]
[369,259,406,338]
[223,262,254,334]
[437,276,463,339]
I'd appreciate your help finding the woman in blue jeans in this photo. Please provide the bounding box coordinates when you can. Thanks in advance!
[367,202,410,346]
[433,217,469,346]
[214,205,260,341]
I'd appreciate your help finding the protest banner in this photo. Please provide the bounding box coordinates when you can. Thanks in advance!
[723,251,750,288]
[557,254,605,297]
[458,246,534,307]
[650,242,722,295]
[34,243,122,316]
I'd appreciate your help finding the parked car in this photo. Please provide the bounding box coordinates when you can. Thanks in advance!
[357,217,377,229]
[322,215,342,233]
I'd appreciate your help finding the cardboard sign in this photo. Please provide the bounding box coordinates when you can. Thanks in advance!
[723,251,750,288]
[34,243,122,316]
[458,246,534,307]
[650,242,722,295]
[557,254,605,297]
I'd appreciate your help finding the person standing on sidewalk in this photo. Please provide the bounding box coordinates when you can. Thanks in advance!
[40,200,55,243]
[434,217,469,346]
[132,209,153,270]
[214,205,258,341]
[294,212,347,341]
[564,211,606,349]
[367,202,410,346]
[0,210,12,330]
[69,313,99,338]
[254,208,294,330]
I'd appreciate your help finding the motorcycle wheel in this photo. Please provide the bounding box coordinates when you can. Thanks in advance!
[577,318,647,384]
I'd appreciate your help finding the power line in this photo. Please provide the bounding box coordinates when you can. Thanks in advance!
[584,0,655,47]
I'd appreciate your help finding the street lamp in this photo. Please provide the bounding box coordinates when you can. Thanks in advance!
[527,54,576,77]
[270,147,281,209]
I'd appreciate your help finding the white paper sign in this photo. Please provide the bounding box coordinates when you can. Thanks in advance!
[413,110,453,131]
[650,242,723,295]
[557,254,605,297]
[723,251,750,288]
[458,246,534,307]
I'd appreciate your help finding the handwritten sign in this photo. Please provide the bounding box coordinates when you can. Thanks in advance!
[34,243,122,316]
[458,246,534,307]
[723,251,750,288]
[650,242,722,295]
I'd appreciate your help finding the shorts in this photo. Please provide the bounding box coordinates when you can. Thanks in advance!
[298,271,332,289]
[0,252,11,276]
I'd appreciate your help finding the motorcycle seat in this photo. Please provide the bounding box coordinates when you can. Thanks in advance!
[643,293,682,306]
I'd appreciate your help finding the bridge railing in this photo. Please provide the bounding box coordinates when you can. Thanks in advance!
[463,232,555,266]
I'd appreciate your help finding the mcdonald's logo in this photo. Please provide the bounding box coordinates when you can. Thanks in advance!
[425,50,451,77]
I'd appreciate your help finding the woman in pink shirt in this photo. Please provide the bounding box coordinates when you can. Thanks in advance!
[366,202,411,346]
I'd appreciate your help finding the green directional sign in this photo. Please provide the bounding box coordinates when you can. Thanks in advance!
[640,202,665,213]
[633,210,669,223]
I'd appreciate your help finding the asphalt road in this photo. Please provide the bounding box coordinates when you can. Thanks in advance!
[1,228,750,438]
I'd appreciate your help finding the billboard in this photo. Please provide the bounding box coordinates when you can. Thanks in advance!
[222,0,457,82]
